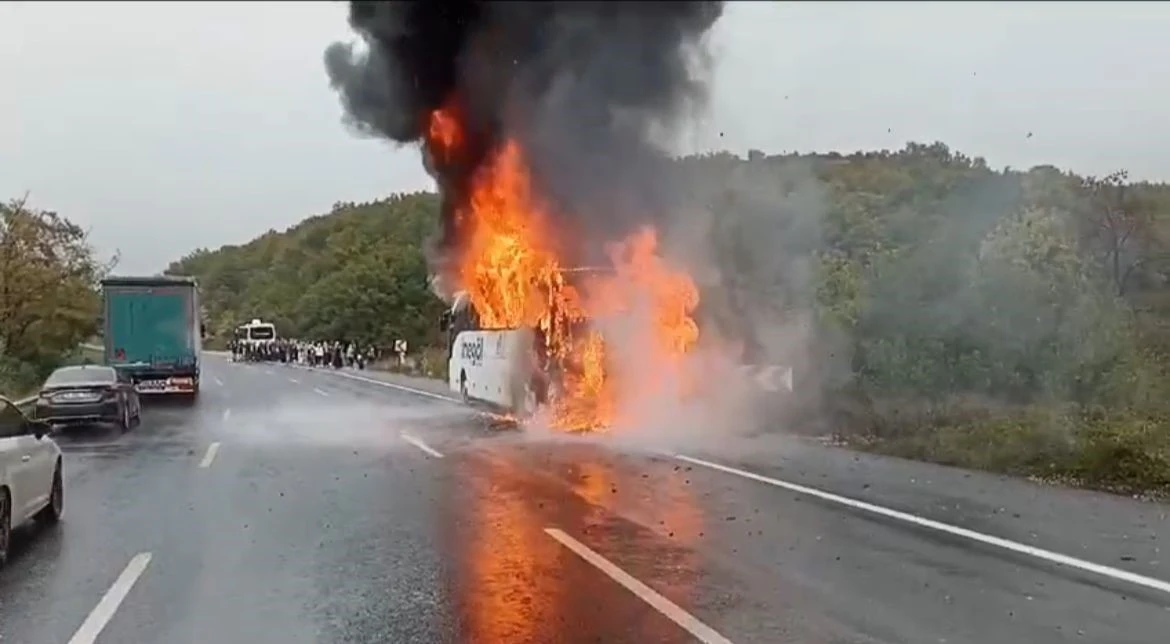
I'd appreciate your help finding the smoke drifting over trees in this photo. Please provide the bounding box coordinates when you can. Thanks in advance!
[308,3,1170,491]
[170,142,1170,492]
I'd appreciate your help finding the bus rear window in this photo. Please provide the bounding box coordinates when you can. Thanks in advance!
[249,327,275,340]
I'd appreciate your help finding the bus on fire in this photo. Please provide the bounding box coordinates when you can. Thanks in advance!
[439,267,612,419]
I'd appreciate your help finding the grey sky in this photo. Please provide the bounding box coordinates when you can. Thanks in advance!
[3,1,1169,274]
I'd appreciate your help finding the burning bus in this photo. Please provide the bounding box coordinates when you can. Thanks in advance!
[325,2,720,432]
[440,267,619,425]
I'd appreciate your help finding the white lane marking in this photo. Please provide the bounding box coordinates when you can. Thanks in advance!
[676,454,1170,596]
[288,377,300,384]
[67,552,153,644]
[213,377,224,386]
[262,369,275,375]
[222,408,231,421]
[312,387,330,397]
[401,432,444,458]
[199,442,221,468]
[545,528,734,644]
[324,368,459,403]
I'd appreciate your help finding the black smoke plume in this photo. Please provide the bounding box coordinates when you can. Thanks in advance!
[325,1,725,281]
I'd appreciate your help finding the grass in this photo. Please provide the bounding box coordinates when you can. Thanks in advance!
[375,346,449,381]
[837,400,1170,498]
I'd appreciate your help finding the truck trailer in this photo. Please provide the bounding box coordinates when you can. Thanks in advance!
[101,275,204,396]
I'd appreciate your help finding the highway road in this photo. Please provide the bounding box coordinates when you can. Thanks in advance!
[0,355,1166,644]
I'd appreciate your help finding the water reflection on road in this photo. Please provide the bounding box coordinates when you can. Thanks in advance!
[456,450,564,642]
[443,441,706,643]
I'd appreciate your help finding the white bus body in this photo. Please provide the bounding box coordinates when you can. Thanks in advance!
[447,328,541,414]
[441,270,613,417]
[236,319,277,344]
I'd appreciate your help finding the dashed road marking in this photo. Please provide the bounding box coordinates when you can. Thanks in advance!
[312,387,330,397]
[222,408,231,421]
[401,432,444,458]
[67,552,153,644]
[545,528,734,644]
[288,377,300,384]
[262,369,275,375]
[213,377,224,386]
[676,454,1170,596]
[199,442,221,468]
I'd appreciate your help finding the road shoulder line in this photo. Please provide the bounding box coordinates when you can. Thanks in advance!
[544,528,734,644]
[677,454,1170,596]
[67,552,153,644]
[309,366,459,403]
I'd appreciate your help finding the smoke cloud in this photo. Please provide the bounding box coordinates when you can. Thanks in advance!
[325,1,725,271]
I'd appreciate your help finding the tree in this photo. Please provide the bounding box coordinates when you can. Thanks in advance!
[167,192,446,350]
[0,197,108,362]
[1076,170,1161,296]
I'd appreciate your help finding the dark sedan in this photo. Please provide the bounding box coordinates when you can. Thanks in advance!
[32,365,142,430]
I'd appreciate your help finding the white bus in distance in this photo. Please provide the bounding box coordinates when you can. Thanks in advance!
[232,319,277,362]
[439,268,613,418]
[236,319,277,344]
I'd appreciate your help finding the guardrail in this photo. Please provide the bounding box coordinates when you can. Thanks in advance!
[14,394,36,414]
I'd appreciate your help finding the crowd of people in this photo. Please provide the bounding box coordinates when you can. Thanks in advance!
[228,338,380,370]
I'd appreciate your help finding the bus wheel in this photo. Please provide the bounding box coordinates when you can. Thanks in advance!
[459,371,469,403]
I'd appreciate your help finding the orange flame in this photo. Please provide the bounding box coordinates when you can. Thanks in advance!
[427,103,699,432]
[427,105,462,161]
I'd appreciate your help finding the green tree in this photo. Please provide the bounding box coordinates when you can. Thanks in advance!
[0,197,109,395]
[167,192,445,351]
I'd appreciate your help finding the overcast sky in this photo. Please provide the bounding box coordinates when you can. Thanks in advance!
[3,1,1169,274]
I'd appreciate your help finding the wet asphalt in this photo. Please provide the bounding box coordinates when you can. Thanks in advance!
[0,355,1166,644]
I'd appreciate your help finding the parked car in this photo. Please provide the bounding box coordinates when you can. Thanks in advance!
[32,365,141,431]
[0,396,63,566]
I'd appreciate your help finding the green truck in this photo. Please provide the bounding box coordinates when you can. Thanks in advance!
[100,275,205,396]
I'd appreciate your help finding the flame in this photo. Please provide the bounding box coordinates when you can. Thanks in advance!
[427,103,699,432]
[427,104,462,161]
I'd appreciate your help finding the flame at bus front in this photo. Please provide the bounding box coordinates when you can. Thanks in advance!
[426,105,699,432]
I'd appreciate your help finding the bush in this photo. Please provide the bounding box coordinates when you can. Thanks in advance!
[417,346,449,381]
[841,395,1170,495]
[1070,411,1170,493]
[0,354,45,399]
[374,346,449,381]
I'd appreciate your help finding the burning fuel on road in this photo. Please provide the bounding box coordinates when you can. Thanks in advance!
[325,1,725,432]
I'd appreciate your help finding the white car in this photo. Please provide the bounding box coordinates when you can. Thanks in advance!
[0,396,64,566]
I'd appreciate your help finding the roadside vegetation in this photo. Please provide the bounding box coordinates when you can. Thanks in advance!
[0,197,109,400]
[169,193,446,356]
[170,143,1170,495]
